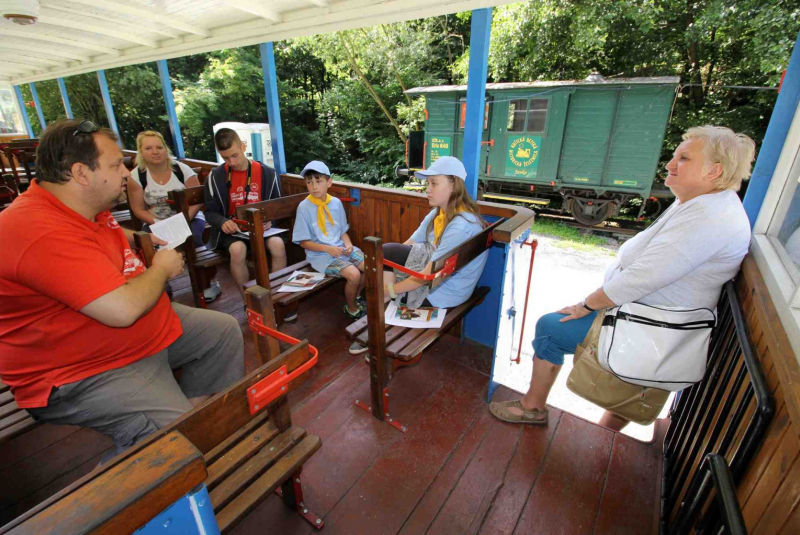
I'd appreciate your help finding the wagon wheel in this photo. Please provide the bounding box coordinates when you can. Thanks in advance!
[569,198,615,226]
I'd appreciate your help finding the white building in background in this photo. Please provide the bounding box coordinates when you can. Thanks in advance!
[212,122,273,168]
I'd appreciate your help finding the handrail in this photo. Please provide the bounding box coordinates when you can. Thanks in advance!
[662,281,774,534]
[706,453,748,535]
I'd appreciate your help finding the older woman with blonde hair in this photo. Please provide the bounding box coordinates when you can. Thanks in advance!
[490,125,756,430]
[128,130,205,247]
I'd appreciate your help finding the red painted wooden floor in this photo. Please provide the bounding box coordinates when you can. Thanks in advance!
[0,266,667,534]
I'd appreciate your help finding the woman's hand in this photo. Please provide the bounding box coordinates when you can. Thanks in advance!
[557,302,593,323]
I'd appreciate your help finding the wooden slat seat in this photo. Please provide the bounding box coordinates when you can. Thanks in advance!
[239,196,348,322]
[346,286,489,361]
[0,381,40,444]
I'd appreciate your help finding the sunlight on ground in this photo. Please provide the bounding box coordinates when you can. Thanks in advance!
[493,231,672,443]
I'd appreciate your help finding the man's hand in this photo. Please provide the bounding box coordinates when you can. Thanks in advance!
[151,235,168,247]
[222,219,240,234]
[343,243,353,255]
[262,221,272,231]
[327,245,345,257]
[152,248,185,279]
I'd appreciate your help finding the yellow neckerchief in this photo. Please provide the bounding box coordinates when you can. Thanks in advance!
[433,205,465,245]
[307,194,335,235]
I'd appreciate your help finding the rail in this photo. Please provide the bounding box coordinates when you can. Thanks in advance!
[662,281,774,534]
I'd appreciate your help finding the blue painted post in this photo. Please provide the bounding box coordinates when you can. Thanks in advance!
[97,70,121,143]
[157,59,186,159]
[743,29,800,225]
[259,42,287,176]
[461,8,492,199]
[57,78,73,119]
[29,82,46,133]
[12,85,34,138]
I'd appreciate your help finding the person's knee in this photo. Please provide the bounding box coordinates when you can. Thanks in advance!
[341,266,360,283]
[229,241,247,263]
[267,237,286,256]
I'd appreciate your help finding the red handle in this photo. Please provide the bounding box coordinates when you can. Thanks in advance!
[245,309,319,414]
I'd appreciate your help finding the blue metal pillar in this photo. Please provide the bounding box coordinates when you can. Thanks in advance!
[29,82,46,133]
[259,42,287,176]
[157,59,186,159]
[743,29,800,225]
[461,8,492,199]
[57,78,73,119]
[97,70,121,142]
[12,85,34,138]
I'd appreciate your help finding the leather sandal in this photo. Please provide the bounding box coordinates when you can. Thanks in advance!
[489,400,549,425]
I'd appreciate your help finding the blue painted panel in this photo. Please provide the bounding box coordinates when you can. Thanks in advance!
[462,8,492,199]
[135,485,220,535]
[260,42,287,175]
[464,214,505,348]
[97,70,121,140]
[57,78,73,119]
[251,132,263,162]
[157,60,186,159]
[29,82,46,133]
[743,28,800,225]
[13,85,34,138]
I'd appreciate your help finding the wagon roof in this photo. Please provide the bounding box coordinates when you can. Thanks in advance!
[405,76,681,95]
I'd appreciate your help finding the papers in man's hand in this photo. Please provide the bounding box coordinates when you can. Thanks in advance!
[385,302,447,329]
[149,213,192,250]
[277,270,326,293]
[233,227,288,240]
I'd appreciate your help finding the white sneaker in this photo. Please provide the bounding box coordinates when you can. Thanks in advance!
[284,311,298,322]
[203,280,222,302]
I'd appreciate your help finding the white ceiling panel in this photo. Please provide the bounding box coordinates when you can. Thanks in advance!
[0,0,514,84]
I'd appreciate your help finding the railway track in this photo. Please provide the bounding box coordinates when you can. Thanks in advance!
[533,208,647,237]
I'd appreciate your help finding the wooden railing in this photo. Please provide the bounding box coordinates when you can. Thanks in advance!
[279,174,534,246]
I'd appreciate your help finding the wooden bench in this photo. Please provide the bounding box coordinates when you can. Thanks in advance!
[0,285,324,534]
[238,195,345,324]
[349,219,501,432]
[0,380,39,445]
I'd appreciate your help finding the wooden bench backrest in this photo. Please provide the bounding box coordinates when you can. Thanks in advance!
[0,431,206,535]
[430,219,503,290]
[235,193,307,223]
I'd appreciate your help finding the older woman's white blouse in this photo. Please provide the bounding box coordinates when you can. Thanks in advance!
[603,189,751,309]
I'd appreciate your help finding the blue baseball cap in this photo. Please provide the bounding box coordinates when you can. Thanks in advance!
[300,160,330,177]
[414,156,467,181]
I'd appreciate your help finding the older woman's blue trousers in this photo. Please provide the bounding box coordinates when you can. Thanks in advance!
[532,311,597,366]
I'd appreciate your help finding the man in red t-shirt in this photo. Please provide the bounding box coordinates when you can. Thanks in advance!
[0,120,244,456]
[203,129,288,309]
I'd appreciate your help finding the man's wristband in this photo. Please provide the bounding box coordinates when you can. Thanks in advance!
[387,282,397,299]
[582,300,596,312]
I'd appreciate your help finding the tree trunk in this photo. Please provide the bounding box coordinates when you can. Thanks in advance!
[339,32,407,144]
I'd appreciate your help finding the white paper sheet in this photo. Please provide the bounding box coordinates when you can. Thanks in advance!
[385,302,447,329]
[277,270,326,293]
[233,227,288,240]
[149,213,192,250]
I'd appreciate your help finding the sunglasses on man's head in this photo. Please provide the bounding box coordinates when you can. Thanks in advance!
[73,120,99,136]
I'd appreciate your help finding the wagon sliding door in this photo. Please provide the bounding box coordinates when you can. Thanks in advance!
[454,96,492,173]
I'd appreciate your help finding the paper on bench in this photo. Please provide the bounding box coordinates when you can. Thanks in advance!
[149,213,192,250]
[385,302,447,329]
[233,227,288,240]
[277,270,326,293]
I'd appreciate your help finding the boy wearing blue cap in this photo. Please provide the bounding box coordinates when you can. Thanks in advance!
[293,161,366,319]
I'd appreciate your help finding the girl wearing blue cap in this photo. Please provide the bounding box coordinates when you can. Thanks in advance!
[349,156,488,355]
[293,161,366,319]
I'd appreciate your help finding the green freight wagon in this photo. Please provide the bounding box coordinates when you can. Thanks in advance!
[404,75,679,225]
